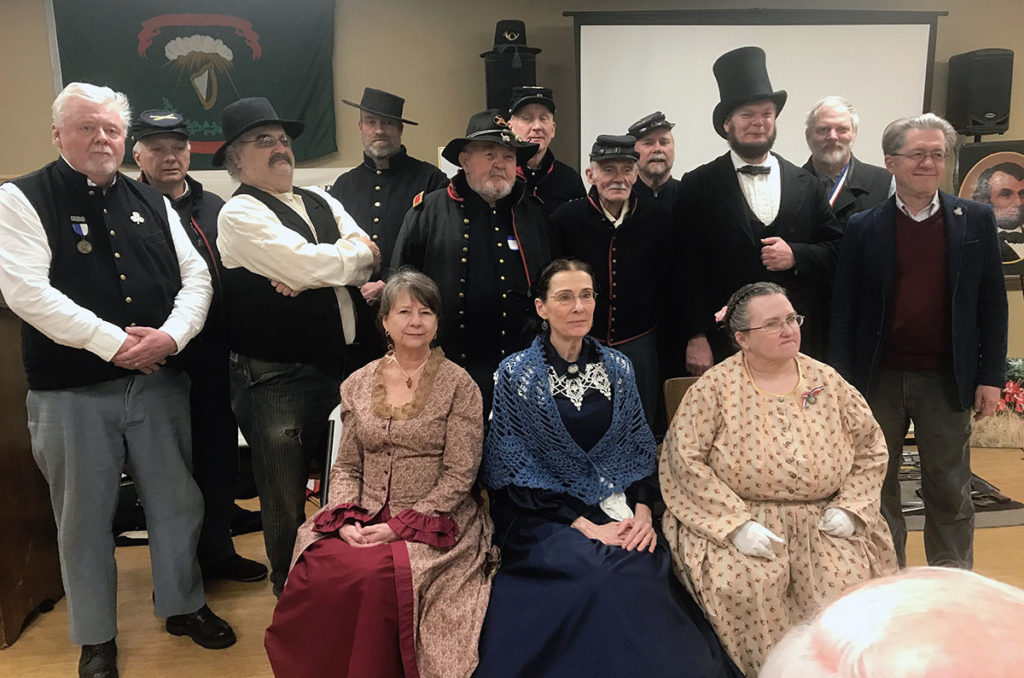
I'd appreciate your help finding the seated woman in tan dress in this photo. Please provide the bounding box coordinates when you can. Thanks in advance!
[660,281,898,678]
[265,269,496,678]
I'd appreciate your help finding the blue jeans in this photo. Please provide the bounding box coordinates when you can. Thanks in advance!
[229,355,340,594]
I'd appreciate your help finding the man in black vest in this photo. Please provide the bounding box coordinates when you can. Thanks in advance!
[628,111,681,206]
[329,87,449,369]
[0,82,235,678]
[507,86,586,215]
[393,110,551,412]
[213,97,379,596]
[676,47,842,374]
[132,110,267,585]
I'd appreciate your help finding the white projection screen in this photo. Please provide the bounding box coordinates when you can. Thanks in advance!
[570,10,943,175]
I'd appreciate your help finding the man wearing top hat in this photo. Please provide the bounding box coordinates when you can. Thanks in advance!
[393,110,552,411]
[0,82,234,677]
[549,134,675,426]
[675,46,841,375]
[628,111,681,206]
[132,110,268,585]
[213,96,379,596]
[507,86,586,215]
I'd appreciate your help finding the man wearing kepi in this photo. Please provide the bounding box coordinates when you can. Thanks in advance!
[676,46,841,374]
[830,113,1007,569]
[0,82,234,678]
[628,111,680,206]
[393,110,551,411]
[214,97,379,596]
[507,85,586,215]
[549,134,675,426]
[132,109,267,585]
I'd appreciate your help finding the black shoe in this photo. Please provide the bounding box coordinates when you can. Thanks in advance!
[166,605,236,649]
[203,554,268,583]
[79,639,117,678]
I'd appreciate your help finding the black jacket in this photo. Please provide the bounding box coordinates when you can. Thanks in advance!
[802,155,892,226]
[517,150,586,216]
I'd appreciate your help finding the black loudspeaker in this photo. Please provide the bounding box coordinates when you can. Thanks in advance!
[946,48,1014,136]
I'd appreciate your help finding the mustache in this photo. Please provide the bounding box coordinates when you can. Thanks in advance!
[269,152,293,166]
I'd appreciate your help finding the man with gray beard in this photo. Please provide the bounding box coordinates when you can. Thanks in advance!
[393,110,552,411]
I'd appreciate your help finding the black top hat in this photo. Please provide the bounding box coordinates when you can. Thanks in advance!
[212,97,305,167]
[589,135,639,162]
[131,110,190,141]
[479,20,542,58]
[342,87,418,125]
[441,110,538,165]
[508,86,556,117]
[627,111,674,140]
[711,46,787,139]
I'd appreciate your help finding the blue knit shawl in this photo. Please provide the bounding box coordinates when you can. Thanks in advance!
[482,336,656,505]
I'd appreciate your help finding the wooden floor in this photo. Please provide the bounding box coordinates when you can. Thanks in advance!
[3,449,1024,677]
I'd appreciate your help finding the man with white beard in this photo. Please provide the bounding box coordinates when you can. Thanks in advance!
[802,96,893,227]
[393,110,552,411]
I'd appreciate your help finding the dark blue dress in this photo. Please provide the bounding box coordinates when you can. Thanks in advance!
[475,339,743,678]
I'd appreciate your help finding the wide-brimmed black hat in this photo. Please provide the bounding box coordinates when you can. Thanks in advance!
[342,87,418,125]
[627,111,674,140]
[441,110,538,165]
[132,110,189,141]
[589,134,639,162]
[508,86,556,116]
[479,19,542,58]
[712,46,787,139]
[212,97,305,167]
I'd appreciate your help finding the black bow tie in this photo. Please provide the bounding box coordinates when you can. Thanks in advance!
[1001,231,1024,244]
[737,165,771,176]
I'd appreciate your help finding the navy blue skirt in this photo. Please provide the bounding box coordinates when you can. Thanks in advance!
[474,516,744,678]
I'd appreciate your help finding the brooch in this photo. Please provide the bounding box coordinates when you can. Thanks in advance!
[953,207,964,216]
[801,385,824,409]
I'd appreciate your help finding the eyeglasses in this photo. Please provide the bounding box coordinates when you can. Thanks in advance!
[740,314,804,334]
[238,133,291,148]
[890,150,946,164]
[548,290,597,306]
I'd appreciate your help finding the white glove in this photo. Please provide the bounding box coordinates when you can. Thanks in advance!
[730,520,784,559]
[818,507,856,538]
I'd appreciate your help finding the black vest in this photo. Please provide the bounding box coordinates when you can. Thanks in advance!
[13,159,182,389]
[220,185,346,377]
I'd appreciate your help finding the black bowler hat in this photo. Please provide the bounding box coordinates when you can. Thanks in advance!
[131,110,190,141]
[342,87,418,125]
[711,46,787,139]
[627,111,674,140]
[441,110,538,165]
[212,97,305,167]
[508,85,556,117]
[479,20,542,58]
[589,135,639,162]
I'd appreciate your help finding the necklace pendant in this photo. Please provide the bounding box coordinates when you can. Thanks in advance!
[406,377,413,388]
[567,364,579,376]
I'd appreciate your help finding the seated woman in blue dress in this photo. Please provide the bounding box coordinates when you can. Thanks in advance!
[475,258,742,678]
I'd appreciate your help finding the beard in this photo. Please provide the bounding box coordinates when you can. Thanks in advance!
[467,172,514,204]
[814,143,851,167]
[641,155,671,180]
[365,139,399,160]
[996,208,1024,233]
[727,127,777,160]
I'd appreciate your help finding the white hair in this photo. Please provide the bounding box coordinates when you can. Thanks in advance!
[804,96,860,134]
[760,567,1024,678]
[52,82,131,130]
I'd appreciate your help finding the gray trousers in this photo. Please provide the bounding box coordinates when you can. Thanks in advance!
[26,369,205,645]
[868,368,974,569]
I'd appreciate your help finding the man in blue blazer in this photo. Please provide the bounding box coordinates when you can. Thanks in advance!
[829,113,1007,568]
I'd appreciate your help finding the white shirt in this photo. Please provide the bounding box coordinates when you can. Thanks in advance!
[895,191,941,222]
[0,161,212,362]
[731,150,781,226]
[217,186,374,344]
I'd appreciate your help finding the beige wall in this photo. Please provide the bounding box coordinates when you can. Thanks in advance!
[3,0,1023,352]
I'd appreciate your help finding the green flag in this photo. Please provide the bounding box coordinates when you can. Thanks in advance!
[51,1,336,169]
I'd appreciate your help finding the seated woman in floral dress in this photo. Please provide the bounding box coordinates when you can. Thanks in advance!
[265,269,497,678]
[474,258,742,678]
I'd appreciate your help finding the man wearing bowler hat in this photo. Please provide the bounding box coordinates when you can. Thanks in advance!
[628,111,681,206]
[393,110,551,411]
[132,110,267,584]
[507,86,586,215]
[675,46,841,375]
[213,96,379,596]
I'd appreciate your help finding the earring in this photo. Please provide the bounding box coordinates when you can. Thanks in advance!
[541,320,549,332]
[385,332,395,352]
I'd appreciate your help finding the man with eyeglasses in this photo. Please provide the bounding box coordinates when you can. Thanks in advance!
[830,113,1008,569]
[213,97,380,596]
[675,47,842,376]
[549,134,675,426]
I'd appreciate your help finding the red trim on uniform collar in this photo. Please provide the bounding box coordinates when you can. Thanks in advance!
[446,182,463,202]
